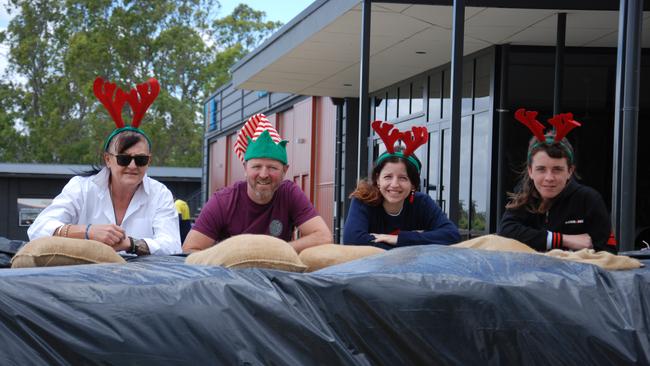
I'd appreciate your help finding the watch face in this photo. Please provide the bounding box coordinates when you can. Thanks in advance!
[134,239,150,256]
[269,219,283,237]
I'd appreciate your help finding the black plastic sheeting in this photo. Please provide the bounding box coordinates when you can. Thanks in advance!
[0,245,648,365]
[0,236,26,268]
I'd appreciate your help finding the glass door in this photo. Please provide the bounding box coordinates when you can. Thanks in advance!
[427,124,451,216]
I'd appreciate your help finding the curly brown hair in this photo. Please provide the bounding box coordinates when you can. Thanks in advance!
[506,134,575,213]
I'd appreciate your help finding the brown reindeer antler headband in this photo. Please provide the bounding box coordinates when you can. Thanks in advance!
[372,120,428,171]
[94,76,160,151]
[514,108,581,163]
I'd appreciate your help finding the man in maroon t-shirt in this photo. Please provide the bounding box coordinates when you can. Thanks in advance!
[182,114,331,253]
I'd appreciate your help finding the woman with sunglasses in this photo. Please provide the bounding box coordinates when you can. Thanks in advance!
[343,121,460,249]
[27,77,181,255]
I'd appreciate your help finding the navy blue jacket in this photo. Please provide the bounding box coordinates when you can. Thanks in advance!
[343,192,461,250]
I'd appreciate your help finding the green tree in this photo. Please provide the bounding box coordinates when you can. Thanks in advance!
[205,4,281,94]
[213,4,281,50]
[0,0,281,166]
[0,81,26,161]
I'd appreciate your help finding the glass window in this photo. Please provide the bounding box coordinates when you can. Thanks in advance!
[441,128,451,215]
[211,99,218,131]
[442,68,451,120]
[458,116,472,231]
[204,103,210,131]
[427,130,440,203]
[475,54,492,111]
[18,198,53,226]
[411,78,425,115]
[374,94,386,121]
[398,83,410,117]
[471,112,490,233]
[387,88,398,121]
[462,62,473,113]
[429,73,442,121]
[376,136,388,156]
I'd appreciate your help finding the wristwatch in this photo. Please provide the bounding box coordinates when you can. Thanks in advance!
[129,237,150,256]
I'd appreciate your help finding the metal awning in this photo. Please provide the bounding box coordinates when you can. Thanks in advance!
[231,0,650,97]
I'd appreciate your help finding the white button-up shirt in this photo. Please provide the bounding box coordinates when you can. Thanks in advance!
[27,167,181,255]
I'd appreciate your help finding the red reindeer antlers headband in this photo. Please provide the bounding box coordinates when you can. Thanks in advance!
[94,77,160,129]
[372,120,428,171]
[514,108,581,143]
[94,77,160,151]
[514,107,581,163]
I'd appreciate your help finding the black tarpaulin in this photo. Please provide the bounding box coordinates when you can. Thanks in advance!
[0,245,648,365]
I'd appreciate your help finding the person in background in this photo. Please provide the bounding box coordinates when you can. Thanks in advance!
[175,198,191,242]
[182,114,331,253]
[28,77,181,255]
[498,108,616,253]
[343,121,460,250]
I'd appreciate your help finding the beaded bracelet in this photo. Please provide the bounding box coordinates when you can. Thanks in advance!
[63,224,71,238]
[54,225,64,236]
[85,224,92,240]
[129,236,136,254]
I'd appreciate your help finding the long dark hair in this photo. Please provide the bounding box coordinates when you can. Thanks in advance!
[506,134,575,213]
[80,131,149,176]
[350,147,421,206]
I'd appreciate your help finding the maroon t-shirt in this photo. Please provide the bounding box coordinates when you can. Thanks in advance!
[193,180,318,242]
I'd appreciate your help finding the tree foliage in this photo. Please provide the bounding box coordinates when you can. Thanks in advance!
[0,0,281,166]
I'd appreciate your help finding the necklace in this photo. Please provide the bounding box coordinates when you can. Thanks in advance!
[385,205,403,217]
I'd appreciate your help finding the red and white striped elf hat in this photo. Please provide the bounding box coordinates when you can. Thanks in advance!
[234,113,281,163]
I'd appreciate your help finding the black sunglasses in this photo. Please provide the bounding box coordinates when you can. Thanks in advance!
[110,153,150,167]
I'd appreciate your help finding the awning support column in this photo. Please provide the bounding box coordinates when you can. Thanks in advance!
[553,13,566,115]
[448,0,465,226]
[357,0,371,181]
[613,0,643,251]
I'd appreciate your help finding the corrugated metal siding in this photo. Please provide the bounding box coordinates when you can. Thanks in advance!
[227,132,245,185]
[208,137,227,195]
[314,97,336,235]
[270,92,292,105]
[279,100,314,200]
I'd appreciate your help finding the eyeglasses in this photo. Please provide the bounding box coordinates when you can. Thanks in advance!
[109,153,151,167]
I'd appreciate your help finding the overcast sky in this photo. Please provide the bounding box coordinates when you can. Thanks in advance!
[219,0,314,23]
[0,3,10,73]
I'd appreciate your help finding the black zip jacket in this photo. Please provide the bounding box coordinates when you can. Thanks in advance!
[498,179,615,253]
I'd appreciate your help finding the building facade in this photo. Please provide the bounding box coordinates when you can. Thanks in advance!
[204,1,649,248]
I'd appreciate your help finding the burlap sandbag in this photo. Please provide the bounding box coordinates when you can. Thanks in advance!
[452,234,642,270]
[299,244,385,272]
[185,234,307,272]
[546,248,642,270]
[452,234,536,253]
[11,236,126,268]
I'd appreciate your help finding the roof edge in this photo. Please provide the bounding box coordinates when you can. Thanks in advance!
[230,0,360,89]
